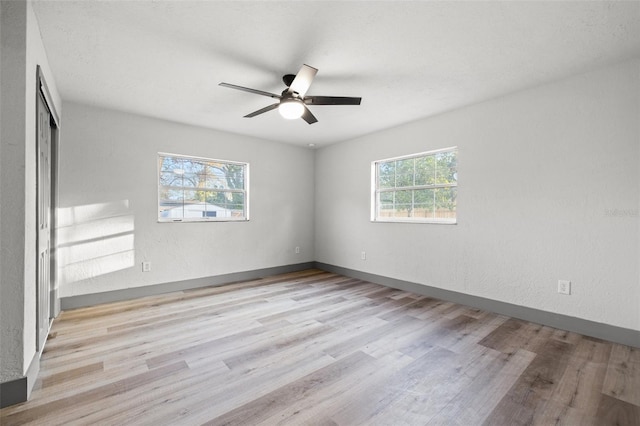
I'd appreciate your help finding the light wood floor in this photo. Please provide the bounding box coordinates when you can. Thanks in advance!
[1,269,639,425]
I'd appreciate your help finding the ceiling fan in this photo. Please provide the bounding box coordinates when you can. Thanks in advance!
[219,64,361,124]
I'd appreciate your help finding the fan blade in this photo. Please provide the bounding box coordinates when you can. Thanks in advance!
[305,96,362,105]
[244,103,279,118]
[219,83,281,99]
[288,64,318,98]
[301,105,318,125]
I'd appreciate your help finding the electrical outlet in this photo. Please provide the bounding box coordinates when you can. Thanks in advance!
[295,246,300,254]
[558,280,571,295]
[142,262,151,272]
[361,251,366,260]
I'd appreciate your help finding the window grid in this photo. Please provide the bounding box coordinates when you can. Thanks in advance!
[372,148,457,223]
[158,153,249,222]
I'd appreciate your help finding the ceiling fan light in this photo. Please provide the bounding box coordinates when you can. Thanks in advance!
[278,99,304,119]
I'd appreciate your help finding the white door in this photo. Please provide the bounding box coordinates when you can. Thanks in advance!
[36,92,51,351]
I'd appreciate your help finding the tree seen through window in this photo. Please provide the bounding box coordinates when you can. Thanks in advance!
[374,148,457,223]
[158,154,248,221]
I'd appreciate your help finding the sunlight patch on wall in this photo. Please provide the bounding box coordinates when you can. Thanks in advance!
[57,200,135,284]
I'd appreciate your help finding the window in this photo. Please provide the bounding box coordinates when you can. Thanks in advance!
[372,147,457,223]
[158,153,249,222]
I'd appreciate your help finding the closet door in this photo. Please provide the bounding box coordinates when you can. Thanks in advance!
[36,92,51,351]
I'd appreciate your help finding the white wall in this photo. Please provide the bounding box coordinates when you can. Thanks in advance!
[0,0,62,382]
[57,102,315,298]
[315,59,640,331]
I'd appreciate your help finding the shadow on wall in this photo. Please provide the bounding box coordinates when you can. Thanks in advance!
[56,200,135,284]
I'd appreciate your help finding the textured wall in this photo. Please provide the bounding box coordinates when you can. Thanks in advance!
[0,0,62,382]
[0,0,28,384]
[315,59,640,331]
[58,102,315,297]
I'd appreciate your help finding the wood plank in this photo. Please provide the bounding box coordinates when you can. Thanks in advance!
[201,351,375,425]
[489,338,575,413]
[596,394,640,425]
[40,361,104,388]
[542,337,611,416]
[330,345,461,425]
[1,361,187,424]
[426,348,536,425]
[602,344,640,406]
[258,350,416,425]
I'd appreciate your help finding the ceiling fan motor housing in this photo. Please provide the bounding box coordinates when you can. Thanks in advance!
[281,89,300,100]
[282,74,296,88]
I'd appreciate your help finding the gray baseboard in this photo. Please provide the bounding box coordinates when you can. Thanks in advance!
[314,262,640,348]
[0,377,27,408]
[60,262,315,310]
[56,260,640,347]
[6,261,637,409]
[0,351,40,408]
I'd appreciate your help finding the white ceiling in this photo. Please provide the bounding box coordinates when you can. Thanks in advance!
[32,1,640,148]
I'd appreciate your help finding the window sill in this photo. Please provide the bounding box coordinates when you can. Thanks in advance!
[158,218,249,223]
[372,218,457,225]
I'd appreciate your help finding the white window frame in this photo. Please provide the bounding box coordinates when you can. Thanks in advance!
[371,147,457,224]
[158,152,249,222]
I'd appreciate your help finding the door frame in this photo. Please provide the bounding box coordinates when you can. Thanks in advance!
[36,66,60,350]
